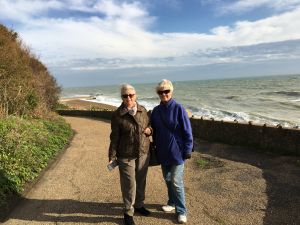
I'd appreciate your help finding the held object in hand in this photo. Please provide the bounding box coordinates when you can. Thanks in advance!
[107,160,118,171]
[149,143,160,166]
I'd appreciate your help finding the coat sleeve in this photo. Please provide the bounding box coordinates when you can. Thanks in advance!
[147,110,153,135]
[179,105,193,155]
[108,113,120,161]
[150,108,157,140]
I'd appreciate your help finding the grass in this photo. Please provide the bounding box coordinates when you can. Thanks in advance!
[197,158,210,169]
[0,116,73,219]
[196,156,225,169]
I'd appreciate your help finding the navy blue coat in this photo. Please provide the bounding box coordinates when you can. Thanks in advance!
[151,98,193,165]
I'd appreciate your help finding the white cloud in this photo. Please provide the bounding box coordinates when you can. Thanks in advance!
[1,0,300,72]
[229,8,300,44]
[219,0,300,14]
[0,0,63,22]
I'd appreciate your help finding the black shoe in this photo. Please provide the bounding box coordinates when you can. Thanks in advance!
[124,213,135,225]
[134,207,151,216]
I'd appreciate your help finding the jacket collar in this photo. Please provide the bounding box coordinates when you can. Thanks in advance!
[160,98,175,108]
[118,102,142,116]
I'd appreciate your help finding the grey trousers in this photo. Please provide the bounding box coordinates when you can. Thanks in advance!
[118,153,149,216]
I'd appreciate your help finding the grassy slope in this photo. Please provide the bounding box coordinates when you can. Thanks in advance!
[0,116,73,218]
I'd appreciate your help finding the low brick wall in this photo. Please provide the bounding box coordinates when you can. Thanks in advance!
[57,110,300,156]
[57,109,113,120]
[191,118,300,156]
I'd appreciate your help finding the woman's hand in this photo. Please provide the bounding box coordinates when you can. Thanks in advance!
[143,127,152,136]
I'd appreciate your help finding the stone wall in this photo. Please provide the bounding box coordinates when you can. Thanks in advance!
[191,118,300,156]
[57,110,300,156]
[57,109,113,120]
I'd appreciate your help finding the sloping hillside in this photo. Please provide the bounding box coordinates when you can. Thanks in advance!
[0,24,60,117]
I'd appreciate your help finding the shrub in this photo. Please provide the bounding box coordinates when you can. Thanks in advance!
[0,24,61,118]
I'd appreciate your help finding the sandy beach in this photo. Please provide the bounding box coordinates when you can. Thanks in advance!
[59,97,118,111]
[3,98,300,225]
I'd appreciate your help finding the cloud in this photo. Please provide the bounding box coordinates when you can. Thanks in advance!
[193,39,300,63]
[0,0,63,22]
[50,39,300,74]
[140,0,183,10]
[1,0,300,73]
[218,0,300,14]
[210,6,300,45]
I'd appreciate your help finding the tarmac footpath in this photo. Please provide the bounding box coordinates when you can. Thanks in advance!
[3,116,300,225]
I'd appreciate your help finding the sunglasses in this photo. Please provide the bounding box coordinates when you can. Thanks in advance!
[122,94,135,99]
[157,90,170,95]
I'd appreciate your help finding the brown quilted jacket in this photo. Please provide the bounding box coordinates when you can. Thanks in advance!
[108,102,151,161]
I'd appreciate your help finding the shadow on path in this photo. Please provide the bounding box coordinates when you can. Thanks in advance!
[5,198,174,224]
[0,170,22,222]
[196,140,300,225]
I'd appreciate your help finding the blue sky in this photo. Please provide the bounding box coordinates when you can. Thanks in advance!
[1,0,300,87]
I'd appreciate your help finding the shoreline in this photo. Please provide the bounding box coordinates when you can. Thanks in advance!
[59,97,118,111]
[59,97,194,117]
[59,97,298,128]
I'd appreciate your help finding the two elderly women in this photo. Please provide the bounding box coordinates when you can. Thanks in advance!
[108,80,193,225]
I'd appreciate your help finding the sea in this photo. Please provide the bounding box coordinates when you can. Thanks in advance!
[61,74,300,128]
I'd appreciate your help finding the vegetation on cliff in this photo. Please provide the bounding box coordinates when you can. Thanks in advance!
[0,24,73,218]
[0,24,60,117]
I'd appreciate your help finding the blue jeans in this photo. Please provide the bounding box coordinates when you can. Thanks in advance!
[161,164,186,215]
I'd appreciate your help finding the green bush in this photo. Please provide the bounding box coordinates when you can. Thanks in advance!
[55,102,70,110]
[26,91,39,110]
[0,116,73,211]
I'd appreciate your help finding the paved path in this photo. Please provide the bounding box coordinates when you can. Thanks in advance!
[3,116,300,225]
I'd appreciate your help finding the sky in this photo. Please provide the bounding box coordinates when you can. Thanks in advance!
[1,0,300,87]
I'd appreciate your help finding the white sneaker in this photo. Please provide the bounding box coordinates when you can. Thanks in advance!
[178,214,187,224]
[162,205,175,212]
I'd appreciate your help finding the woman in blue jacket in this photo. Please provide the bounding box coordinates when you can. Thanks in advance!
[151,79,193,224]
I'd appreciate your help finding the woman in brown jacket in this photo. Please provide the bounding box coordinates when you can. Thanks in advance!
[108,84,152,225]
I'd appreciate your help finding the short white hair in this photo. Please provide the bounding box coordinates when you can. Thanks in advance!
[120,83,136,95]
[156,79,174,93]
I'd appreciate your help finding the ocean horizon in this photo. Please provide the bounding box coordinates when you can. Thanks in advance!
[61,74,300,128]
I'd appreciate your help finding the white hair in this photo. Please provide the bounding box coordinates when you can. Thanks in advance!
[120,83,136,95]
[156,79,174,93]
